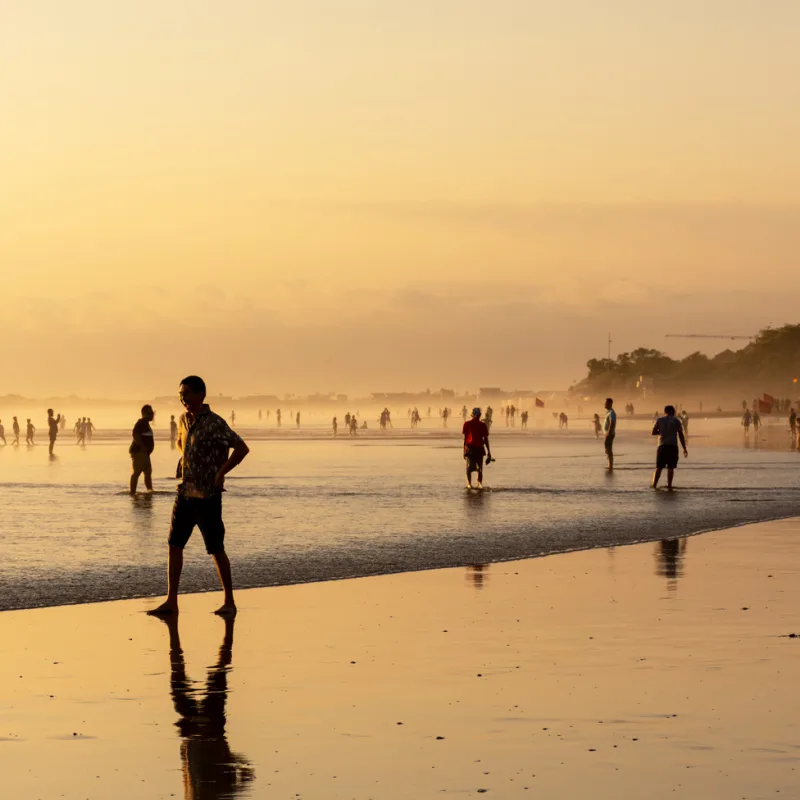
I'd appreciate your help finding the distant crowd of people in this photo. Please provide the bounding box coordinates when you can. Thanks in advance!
[0,412,96,456]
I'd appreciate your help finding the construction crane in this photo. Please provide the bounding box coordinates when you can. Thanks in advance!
[665,333,753,341]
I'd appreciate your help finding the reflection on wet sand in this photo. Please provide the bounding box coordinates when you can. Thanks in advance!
[655,537,688,592]
[159,616,254,800]
[466,563,489,589]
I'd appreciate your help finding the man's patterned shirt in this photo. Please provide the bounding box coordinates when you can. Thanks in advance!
[177,405,243,497]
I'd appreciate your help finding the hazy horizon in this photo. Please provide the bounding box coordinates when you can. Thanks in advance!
[4,2,798,398]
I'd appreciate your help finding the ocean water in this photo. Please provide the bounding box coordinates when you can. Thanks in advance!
[1,423,798,611]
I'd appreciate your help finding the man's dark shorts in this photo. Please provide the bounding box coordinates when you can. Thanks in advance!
[656,444,679,470]
[604,434,615,456]
[168,493,226,555]
[465,446,485,472]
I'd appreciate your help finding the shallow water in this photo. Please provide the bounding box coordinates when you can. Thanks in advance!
[1,425,799,610]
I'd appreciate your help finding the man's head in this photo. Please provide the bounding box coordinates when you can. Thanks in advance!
[605,398,614,410]
[170,414,175,421]
[472,407,481,419]
[47,408,53,417]
[179,375,207,413]
[664,405,676,416]
[141,404,155,422]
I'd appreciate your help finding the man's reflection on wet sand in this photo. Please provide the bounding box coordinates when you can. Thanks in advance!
[466,563,489,589]
[158,616,254,799]
[655,537,688,592]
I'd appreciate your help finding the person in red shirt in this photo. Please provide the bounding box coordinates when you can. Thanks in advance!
[462,408,493,489]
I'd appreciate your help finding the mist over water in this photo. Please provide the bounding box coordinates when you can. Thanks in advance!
[1,415,799,612]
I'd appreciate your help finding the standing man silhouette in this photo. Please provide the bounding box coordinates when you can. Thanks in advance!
[47,409,61,456]
[148,376,249,618]
[130,405,156,494]
[603,398,616,471]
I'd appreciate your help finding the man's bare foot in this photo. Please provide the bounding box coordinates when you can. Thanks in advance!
[147,601,179,616]
[214,604,237,618]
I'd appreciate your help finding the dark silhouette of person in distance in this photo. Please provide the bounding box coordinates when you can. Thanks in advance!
[158,614,254,799]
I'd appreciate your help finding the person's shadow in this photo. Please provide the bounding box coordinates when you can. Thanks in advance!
[157,615,255,799]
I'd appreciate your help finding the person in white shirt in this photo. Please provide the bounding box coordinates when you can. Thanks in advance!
[603,398,617,471]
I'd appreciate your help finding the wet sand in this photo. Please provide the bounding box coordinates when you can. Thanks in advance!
[2,518,800,799]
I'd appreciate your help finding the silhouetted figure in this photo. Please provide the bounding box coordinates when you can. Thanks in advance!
[593,413,602,439]
[148,376,249,617]
[170,415,179,449]
[158,615,254,800]
[349,415,358,436]
[276,409,281,427]
[86,418,95,441]
[12,417,20,446]
[76,417,87,446]
[332,416,338,436]
[679,409,689,437]
[59,415,66,432]
[47,408,61,456]
[559,412,568,429]
[130,405,156,494]
[296,411,300,429]
[442,407,449,427]
[521,410,529,429]
[790,408,797,439]
[753,410,761,434]
[25,418,35,445]
[463,408,492,489]
[603,398,616,471]
[461,406,468,421]
[485,406,494,430]
[651,405,688,490]
[0,419,5,445]
[258,409,262,422]
[742,409,752,436]
[344,412,351,429]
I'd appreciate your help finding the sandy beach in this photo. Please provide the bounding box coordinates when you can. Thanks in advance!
[2,518,799,799]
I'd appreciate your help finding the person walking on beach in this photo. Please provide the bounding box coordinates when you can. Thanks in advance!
[742,409,752,436]
[148,376,249,618]
[12,416,20,446]
[0,419,5,445]
[47,409,61,456]
[593,413,602,439]
[332,416,338,436]
[296,411,300,429]
[25,418,35,445]
[603,398,616,471]
[169,414,178,449]
[463,407,493,489]
[651,405,688,490]
[77,417,88,446]
[86,418,95,441]
[790,408,797,440]
[130,405,156,494]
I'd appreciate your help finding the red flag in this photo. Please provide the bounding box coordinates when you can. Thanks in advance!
[535,398,545,408]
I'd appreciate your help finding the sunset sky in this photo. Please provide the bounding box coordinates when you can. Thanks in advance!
[2,1,799,397]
